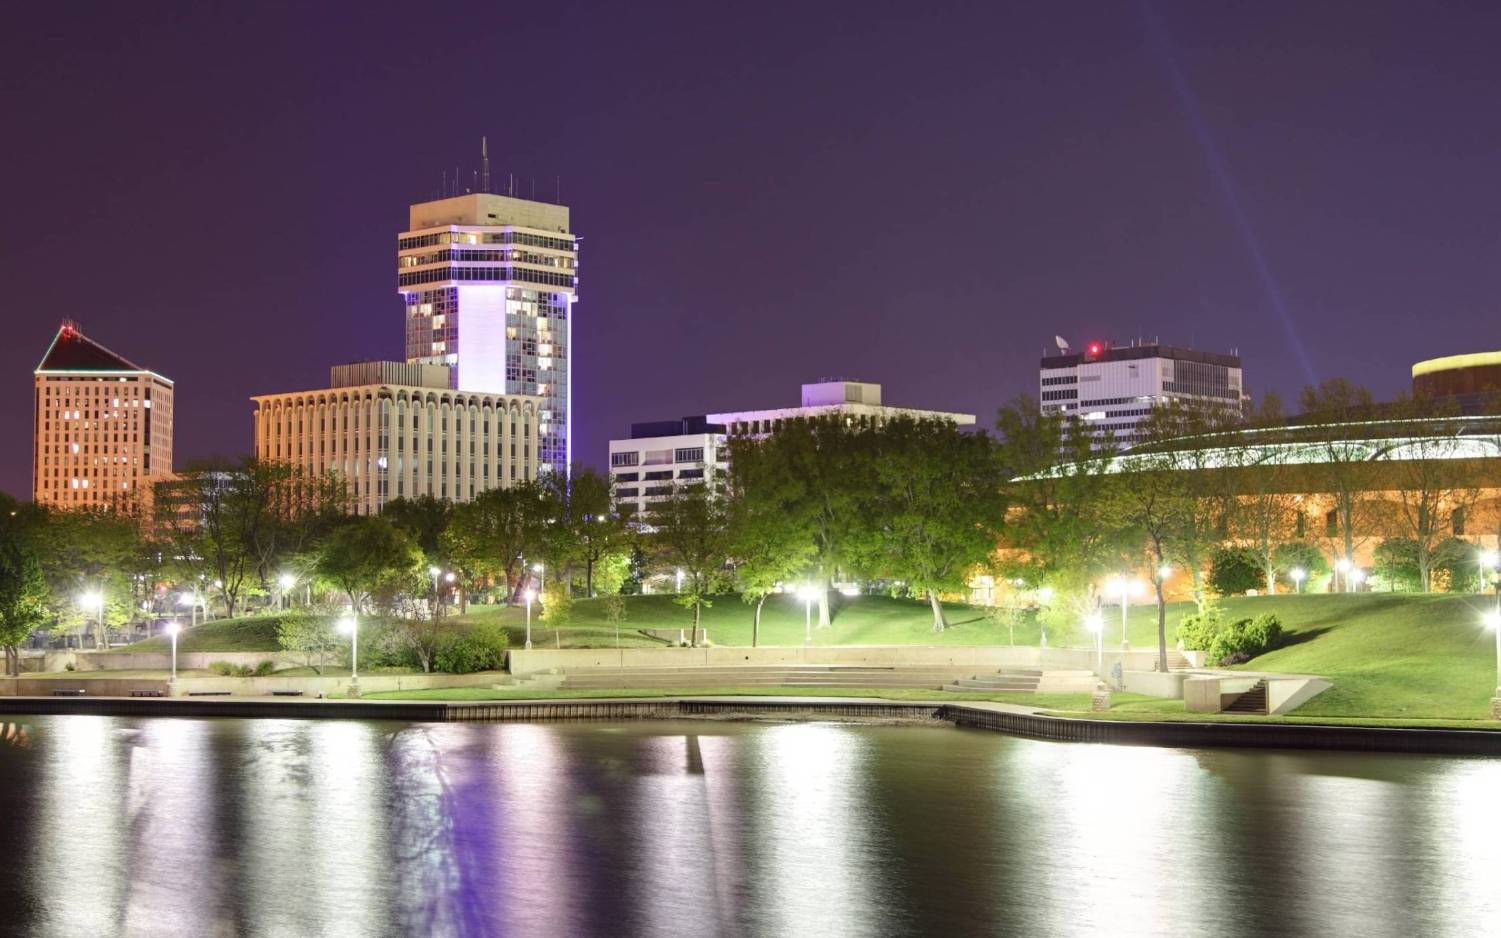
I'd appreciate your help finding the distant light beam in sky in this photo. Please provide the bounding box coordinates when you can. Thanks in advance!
[1140,1,1318,387]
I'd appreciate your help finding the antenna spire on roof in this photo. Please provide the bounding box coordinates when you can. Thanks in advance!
[481,136,491,193]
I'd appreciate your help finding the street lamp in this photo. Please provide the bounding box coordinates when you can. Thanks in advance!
[1480,550,1500,598]
[178,590,198,627]
[1349,569,1365,592]
[336,614,359,697]
[1085,612,1104,675]
[1290,568,1307,594]
[1036,587,1054,648]
[533,562,545,595]
[277,573,296,610]
[524,588,536,650]
[798,584,820,644]
[675,568,684,593]
[1335,558,1351,593]
[1485,611,1501,719]
[1107,577,1142,649]
[165,621,180,690]
[78,591,104,649]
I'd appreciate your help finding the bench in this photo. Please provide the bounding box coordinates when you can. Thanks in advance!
[187,691,232,697]
[271,690,304,697]
[50,689,86,697]
[129,690,165,698]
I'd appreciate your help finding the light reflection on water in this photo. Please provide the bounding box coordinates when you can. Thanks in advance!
[0,715,1497,937]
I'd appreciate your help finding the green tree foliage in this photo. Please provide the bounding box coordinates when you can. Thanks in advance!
[539,582,574,627]
[726,418,872,628]
[1228,392,1303,593]
[315,517,421,612]
[444,482,548,603]
[1272,540,1328,590]
[275,609,341,674]
[382,495,452,562]
[995,397,1129,634]
[433,622,508,673]
[0,498,50,675]
[1208,547,1262,597]
[1373,537,1422,592]
[32,505,141,644]
[647,483,731,646]
[1382,394,1481,592]
[726,431,819,645]
[861,417,1006,631]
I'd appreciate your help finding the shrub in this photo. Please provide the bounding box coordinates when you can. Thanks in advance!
[433,622,509,674]
[253,660,276,677]
[209,661,253,677]
[1205,613,1284,666]
[1208,548,1261,596]
[1175,606,1223,651]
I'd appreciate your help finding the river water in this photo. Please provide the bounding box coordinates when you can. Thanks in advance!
[0,715,1496,937]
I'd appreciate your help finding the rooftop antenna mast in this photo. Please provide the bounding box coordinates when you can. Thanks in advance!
[481,136,491,193]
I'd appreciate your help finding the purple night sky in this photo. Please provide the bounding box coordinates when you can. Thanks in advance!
[3,2,1499,498]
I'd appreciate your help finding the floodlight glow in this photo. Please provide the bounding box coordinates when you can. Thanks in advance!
[1482,551,1500,571]
[1129,580,1146,597]
[1350,570,1365,585]
[798,585,821,602]
[532,563,543,573]
[178,592,195,607]
[1336,559,1352,572]
[78,591,102,609]
[1084,613,1103,634]
[444,572,456,583]
[524,589,536,603]
[1290,568,1307,581]
[1158,565,1172,580]
[278,573,296,590]
[1037,587,1055,603]
[336,616,357,635]
[165,622,180,637]
[1485,611,1501,631]
[428,566,442,577]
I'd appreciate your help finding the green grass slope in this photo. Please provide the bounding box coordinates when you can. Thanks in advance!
[122,615,284,653]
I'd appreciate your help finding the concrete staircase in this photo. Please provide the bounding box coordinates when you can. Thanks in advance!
[941,668,1097,694]
[554,665,975,692]
[1222,679,1269,714]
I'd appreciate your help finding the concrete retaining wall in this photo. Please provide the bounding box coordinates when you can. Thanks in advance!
[0,671,503,698]
[72,651,306,672]
[507,644,1045,675]
[1123,670,1189,699]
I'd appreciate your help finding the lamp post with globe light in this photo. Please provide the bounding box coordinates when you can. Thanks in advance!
[798,584,820,644]
[78,591,104,649]
[278,573,296,610]
[1290,568,1307,594]
[337,614,359,697]
[1036,586,1054,648]
[1085,612,1104,675]
[165,621,180,691]
[1486,610,1501,719]
[524,588,536,649]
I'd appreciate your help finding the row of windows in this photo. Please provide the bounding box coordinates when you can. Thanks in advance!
[1040,374,1078,386]
[401,249,576,269]
[1040,389,1077,401]
[398,230,576,252]
[398,266,578,288]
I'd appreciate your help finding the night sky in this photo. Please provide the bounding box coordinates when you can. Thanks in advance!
[3,1,1499,498]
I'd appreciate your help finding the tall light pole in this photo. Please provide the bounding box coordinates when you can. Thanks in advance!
[1486,611,1501,719]
[1036,586,1054,649]
[675,568,684,593]
[1480,550,1499,603]
[78,591,104,649]
[1085,612,1104,676]
[1290,568,1306,594]
[1335,558,1351,593]
[278,573,296,610]
[799,584,819,644]
[337,614,359,698]
[524,588,536,650]
[165,621,180,691]
[533,562,545,596]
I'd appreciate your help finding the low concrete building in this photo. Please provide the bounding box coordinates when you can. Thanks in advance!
[608,417,727,518]
[252,361,542,515]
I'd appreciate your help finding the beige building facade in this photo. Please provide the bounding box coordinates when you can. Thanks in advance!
[32,323,174,511]
[252,362,542,515]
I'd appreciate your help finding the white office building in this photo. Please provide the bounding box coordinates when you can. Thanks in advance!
[1038,341,1243,448]
[708,380,975,437]
[608,418,727,518]
[398,188,577,475]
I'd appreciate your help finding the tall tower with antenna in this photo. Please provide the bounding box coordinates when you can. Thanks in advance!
[398,142,578,477]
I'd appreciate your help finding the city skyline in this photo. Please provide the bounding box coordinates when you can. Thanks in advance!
[4,2,1501,497]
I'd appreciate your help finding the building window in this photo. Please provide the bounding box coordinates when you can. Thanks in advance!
[610,451,639,467]
[674,447,704,463]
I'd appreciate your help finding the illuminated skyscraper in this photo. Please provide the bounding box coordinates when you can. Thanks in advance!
[398,188,577,475]
[32,322,174,510]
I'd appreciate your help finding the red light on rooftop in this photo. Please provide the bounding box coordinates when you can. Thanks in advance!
[1087,343,1101,355]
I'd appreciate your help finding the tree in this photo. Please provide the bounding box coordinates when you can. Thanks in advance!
[444,483,549,604]
[726,418,873,629]
[315,517,421,613]
[276,609,341,674]
[382,495,453,562]
[1228,393,1303,593]
[0,498,49,676]
[33,505,140,645]
[995,397,1129,639]
[1372,537,1422,592]
[1273,540,1328,590]
[561,467,626,598]
[726,431,818,645]
[1381,395,1480,592]
[862,418,1006,631]
[1299,379,1380,585]
[647,484,731,646]
[1208,547,1261,596]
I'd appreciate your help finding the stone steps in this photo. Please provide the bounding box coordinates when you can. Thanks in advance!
[1223,679,1269,714]
[557,665,974,691]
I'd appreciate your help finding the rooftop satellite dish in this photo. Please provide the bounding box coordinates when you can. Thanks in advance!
[1054,335,1070,350]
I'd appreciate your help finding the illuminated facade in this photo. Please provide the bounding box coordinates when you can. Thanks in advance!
[1039,342,1244,448]
[32,323,174,510]
[1413,351,1501,406]
[607,418,728,517]
[251,362,542,516]
[398,192,577,476]
[706,380,976,436]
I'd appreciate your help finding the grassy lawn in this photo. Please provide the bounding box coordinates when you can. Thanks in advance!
[121,614,284,653]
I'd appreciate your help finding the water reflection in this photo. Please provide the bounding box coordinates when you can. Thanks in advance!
[1,715,1499,937]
